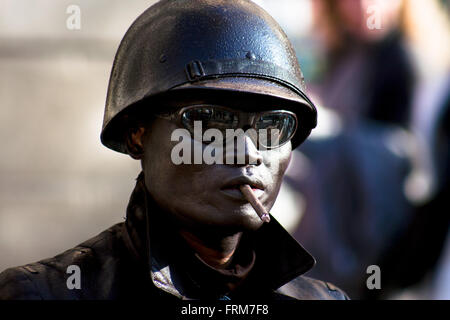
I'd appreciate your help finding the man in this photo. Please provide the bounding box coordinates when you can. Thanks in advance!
[0,0,348,300]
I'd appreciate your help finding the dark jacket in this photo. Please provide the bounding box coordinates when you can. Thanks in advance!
[0,174,348,300]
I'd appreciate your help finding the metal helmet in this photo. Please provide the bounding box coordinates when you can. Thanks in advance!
[101,0,317,153]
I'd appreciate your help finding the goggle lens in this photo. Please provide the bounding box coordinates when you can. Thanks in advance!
[180,106,297,149]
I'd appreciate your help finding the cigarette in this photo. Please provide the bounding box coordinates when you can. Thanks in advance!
[239,184,271,223]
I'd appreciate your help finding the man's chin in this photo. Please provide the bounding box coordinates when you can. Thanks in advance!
[185,212,263,234]
[218,213,265,232]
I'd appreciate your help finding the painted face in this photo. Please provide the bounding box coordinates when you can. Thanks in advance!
[138,101,293,233]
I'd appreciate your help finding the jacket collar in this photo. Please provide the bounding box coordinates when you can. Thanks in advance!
[123,172,315,298]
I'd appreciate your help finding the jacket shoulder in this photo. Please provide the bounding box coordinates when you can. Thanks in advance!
[277,276,350,300]
[0,223,125,300]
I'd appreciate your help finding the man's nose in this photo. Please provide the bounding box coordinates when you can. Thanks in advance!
[224,132,263,166]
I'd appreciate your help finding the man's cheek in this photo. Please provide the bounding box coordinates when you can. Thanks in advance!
[263,150,285,173]
[275,144,292,174]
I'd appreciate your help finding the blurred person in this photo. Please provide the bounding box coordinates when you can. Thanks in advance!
[310,0,414,127]
[371,85,450,299]
[0,0,348,301]
[286,0,418,298]
[288,115,414,299]
[369,0,450,297]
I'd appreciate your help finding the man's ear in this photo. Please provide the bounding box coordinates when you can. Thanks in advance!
[126,127,146,159]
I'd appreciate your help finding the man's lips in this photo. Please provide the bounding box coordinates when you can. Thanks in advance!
[221,176,265,190]
[220,176,265,200]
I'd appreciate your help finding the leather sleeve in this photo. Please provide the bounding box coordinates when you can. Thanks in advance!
[0,267,43,300]
[277,276,350,300]
[0,225,124,300]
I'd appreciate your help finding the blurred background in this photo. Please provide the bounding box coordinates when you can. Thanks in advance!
[0,0,449,299]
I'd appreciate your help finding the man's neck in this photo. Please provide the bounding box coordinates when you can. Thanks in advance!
[179,229,243,269]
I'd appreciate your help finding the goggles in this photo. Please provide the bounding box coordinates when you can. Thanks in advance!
[157,105,298,149]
